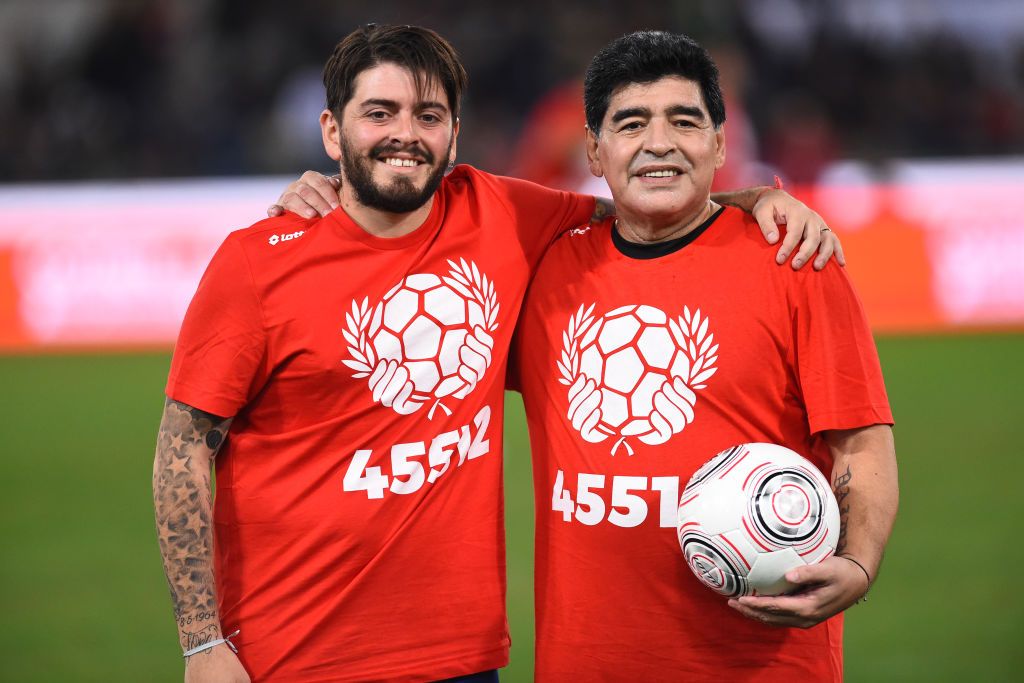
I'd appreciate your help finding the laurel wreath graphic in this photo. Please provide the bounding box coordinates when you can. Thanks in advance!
[342,296,378,378]
[442,258,500,333]
[342,259,500,418]
[557,303,597,387]
[558,304,718,455]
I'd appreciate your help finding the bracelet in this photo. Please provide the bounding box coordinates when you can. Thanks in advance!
[838,554,872,604]
[752,175,786,205]
[183,629,240,658]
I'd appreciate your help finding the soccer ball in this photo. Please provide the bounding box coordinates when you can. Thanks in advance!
[676,443,840,597]
[369,273,483,400]
[577,304,683,439]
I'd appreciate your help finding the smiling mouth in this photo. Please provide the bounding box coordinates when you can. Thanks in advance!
[639,169,681,178]
[381,157,422,168]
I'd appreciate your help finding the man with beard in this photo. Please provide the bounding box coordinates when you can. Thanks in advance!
[154,24,841,683]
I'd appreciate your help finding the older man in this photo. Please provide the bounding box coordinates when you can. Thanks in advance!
[509,31,897,680]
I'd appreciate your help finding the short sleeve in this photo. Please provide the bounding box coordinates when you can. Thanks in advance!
[166,235,267,417]
[791,263,894,434]
[497,175,596,265]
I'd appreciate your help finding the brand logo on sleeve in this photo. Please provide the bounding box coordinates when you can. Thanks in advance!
[268,230,305,246]
[557,304,718,455]
[343,259,500,417]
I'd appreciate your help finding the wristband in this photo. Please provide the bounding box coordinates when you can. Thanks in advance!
[839,554,872,604]
[183,629,240,658]
[752,175,786,206]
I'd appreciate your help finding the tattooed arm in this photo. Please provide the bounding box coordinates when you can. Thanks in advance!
[824,424,899,587]
[729,424,898,628]
[153,398,250,682]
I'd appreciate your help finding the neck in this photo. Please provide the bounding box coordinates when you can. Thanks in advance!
[615,200,719,244]
[339,187,435,238]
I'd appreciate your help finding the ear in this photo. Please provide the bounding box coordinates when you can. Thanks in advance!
[585,126,603,178]
[320,109,342,161]
[450,117,460,164]
[714,124,726,170]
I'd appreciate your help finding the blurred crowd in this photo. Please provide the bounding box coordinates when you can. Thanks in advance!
[2,0,1022,186]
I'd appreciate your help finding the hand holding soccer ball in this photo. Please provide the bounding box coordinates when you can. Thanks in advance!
[677,442,870,627]
[677,443,839,597]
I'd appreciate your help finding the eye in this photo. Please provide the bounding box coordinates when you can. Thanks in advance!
[674,119,697,128]
[367,110,390,121]
[620,121,644,132]
[419,113,442,124]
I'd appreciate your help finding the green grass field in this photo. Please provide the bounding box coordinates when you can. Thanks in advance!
[1,334,1022,681]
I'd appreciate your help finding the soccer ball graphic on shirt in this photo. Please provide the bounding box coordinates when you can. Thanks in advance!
[677,442,840,597]
[558,303,718,455]
[343,259,499,417]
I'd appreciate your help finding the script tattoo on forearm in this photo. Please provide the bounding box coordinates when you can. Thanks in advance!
[183,624,221,657]
[153,399,232,644]
[833,465,853,554]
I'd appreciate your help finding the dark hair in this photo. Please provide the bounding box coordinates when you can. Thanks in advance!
[323,24,468,118]
[584,31,725,134]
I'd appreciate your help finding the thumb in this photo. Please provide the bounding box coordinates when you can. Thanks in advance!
[785,561,830,586]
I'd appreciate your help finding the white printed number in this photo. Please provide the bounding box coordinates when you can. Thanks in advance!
[343,406,491,499]
[551,469,680,528]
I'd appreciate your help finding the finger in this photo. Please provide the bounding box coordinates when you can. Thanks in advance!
[267,204,284,218]
[775,221,802,265]
[833,233,846,267]
[279,191,320,219]
[300,170,341,211]
[752,203,780,245]
[729,597,820,628]
[296,184,335,218]
[790,220,822,270]
[727,599,792,627]
[813,229,836,270]
[785,561,834,585]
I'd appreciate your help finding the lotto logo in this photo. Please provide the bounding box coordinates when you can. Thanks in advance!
[268,230,305,246]
[344,259,500,417]
[558,304,718,455]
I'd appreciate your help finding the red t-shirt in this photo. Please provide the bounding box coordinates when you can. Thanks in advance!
[166,165,593,682]
[512,207,892,682]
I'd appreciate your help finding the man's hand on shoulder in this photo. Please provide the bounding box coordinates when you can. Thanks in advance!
[267,171,341,219]
[751,188,845,271]
[184,643,251,683]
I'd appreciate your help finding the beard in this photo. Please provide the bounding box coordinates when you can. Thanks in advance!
[340,135,452,214]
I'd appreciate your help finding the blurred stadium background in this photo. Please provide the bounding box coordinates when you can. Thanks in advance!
[1,0,1022,680]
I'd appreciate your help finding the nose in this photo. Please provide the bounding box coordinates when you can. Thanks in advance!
[643,119,674,156]
[388,111,419,146]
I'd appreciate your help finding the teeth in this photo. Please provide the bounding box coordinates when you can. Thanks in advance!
[642,170,679,177]
[384,158,419,167]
